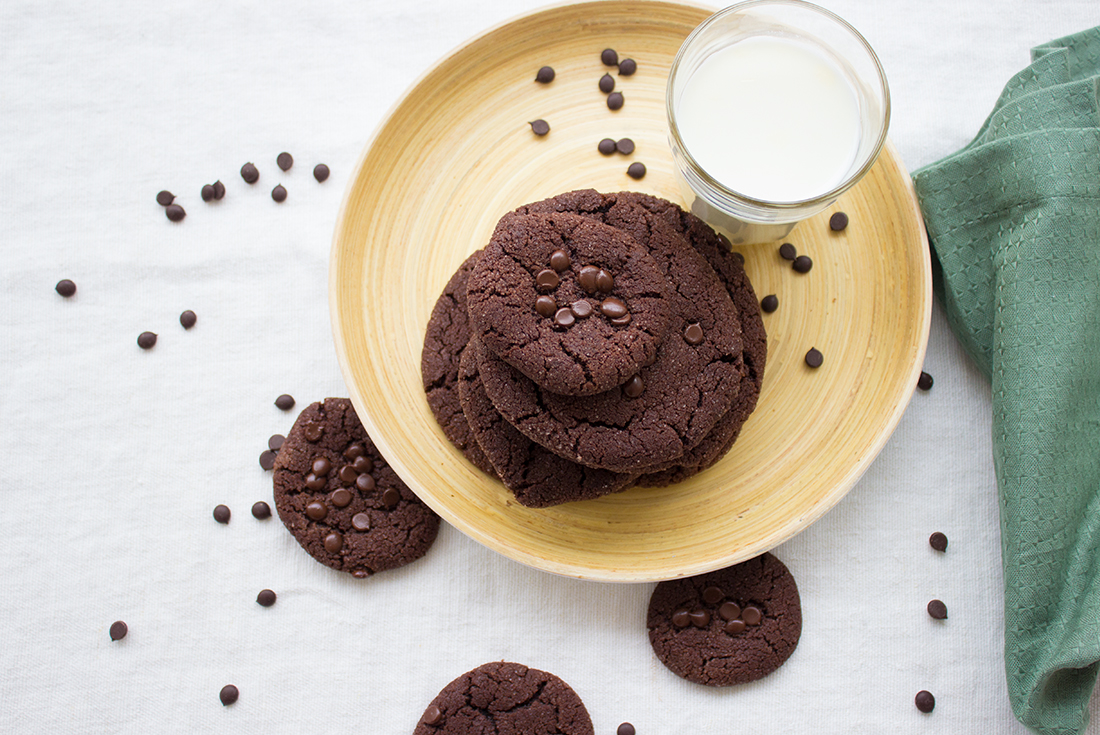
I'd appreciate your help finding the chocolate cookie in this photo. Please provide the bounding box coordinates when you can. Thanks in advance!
[467,212,671,396]
[421,250,497,476]
[458,339,635,507]
[477,193,744,473]
[273,398,441,577]
[647,553,801,686]
[413,661,593,735]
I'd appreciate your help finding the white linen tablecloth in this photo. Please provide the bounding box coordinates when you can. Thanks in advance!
[2,1,1098,732]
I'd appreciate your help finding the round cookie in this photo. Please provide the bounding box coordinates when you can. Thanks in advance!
[647,552,801,686]
[421,250,497,476]
[458,339,635,507]
[273,398,441,577]
[413,661,593,735]
[477,196,745,473]
[467,212,671,396]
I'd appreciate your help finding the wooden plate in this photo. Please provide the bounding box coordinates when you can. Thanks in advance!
[330,0,931,581]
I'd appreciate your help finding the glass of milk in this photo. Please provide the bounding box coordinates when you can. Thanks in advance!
[667,0,890,244]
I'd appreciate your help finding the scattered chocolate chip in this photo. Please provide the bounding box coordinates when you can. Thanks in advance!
[535,268,560,291]
[258,450,277,470]
[578,265,600,292]
[915,690,935,713]
[351,513,371,531]
[927,599,948,620]
[55,279,76,297]
[779,242,797,260]
[331,488,353,508]
[702,586,724,604]
[220,685,239,706]
[356,474,376,492]
[165,204,186,222]
[718,601,741,620]
[689,609,711,628]
[180,310,197,329]
[571,300,593,319]
[599,73,615,93]
[598,137,617,155]
[213,180,226,200]
[201,184,215,202]
[338,465,358,483]
[535,66,555,83]
[623,375,644,398]
[618,58,637,76]
[276,152,293,171]
[271,184,287,203]
[304,422,323,442]
[257,589,277,607]
[918,371,934,391]
[601,48,618,66]
[275,394,295,410]
[683,323,704,345]
[616,137,635,155]
[742,605,763,625]
[109,620,128,641]
[156,190,174,206]
[323,532,344,553]
[240,162,259,184]
[535,295,557,317]
[724,619,746,634]
[251,501,271,519]
[344,444,365,460]
[423,705,444,726]
[137,331,157,349]
[529,119,550,136]
[626,161,645,179]
[352,455,373,474]
[929,531,948,552]
[549,250,571,271]
[213,504,231,524]
[599,297,628,319]
[671,609,691,628]
[596,269,614,292]
[306,502,328,521]
[792,255,813,273]
[268,434,285,452]
[554,307,576,328]
[607,92,624,110]
[313,163,330,182]
[829,211,849,231]
[382,488,402,509]
[805,347,824,368]
[760,294,778,313]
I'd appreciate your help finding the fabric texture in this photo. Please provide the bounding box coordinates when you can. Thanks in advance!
[913,27,1100,735]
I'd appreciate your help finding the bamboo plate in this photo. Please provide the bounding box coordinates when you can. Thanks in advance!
[330,0,931,582]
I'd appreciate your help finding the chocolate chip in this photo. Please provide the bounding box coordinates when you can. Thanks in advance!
[607,92,624,110]
[305,502,328,521]
[915,690,935,713]
[617,724,636,735]
[137,331,157,349]
[550,249,571,271]
[268,434,285,452]
[356,474,376,492]
[382,488,401,509]
[601,48,618,66]
[109,621,128,641]
[331,488,353,508]
[275,394,295,410]
[599,73,615,93]
[918,371,934,391]
[611,313,632,326]
[616,137,635,155]
[213,504,231,524]
[578,265,600,292]
[672,609,691,628]
[240,162,259,184]
[760,294,779,313]
[256,589,277,607]
[618,58,637,76]
[304,422,323,442]
[338,465,358,483]
[219,685,239,706]
[165,204,186,222]
[423,705,444,726]
[251,501,271,519]
[718,601,741,620]
[344,444,365,460]
[313,163,330,182]
[535,268,560,291]
[689,609,711,628]
[792,255,813,273]
[554,307,576,327]
[156,190,174,206]
[598,138,616,155]
[529,119,550,136]
[599,297,627,319]
[305,473,325,490]
[312,458,332,476]
[352,454,373,474]
[179,310,197,329]
[323,532,343,553]
[779,242,797,260]
[929,532,948,552]
[212,180,226,200]
[927,599,948,620]
[201,184,215,202]
[351,513,371,531]
[702,586,724,604]
[271,184,287,203]
[683,323,704,345]
[623,375,644,398]
[55,279,76,297]
[829,211,849,231]
[742,605,763,625]
[571,300,593,319]
[724,618,746,634]
[805,347,824,368]
[626,161,645,179]
[258,450,276,470]
[535,295,557,317]
[535,66,555,83]
[277,152,293,171]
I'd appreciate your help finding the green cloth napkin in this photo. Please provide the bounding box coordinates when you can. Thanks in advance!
[912,27,1100,735]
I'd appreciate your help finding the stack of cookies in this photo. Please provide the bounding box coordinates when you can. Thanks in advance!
[421,190,766,507]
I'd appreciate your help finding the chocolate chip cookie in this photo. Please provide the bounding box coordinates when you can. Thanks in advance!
[273,398,441,577]
[413,661,593,734]
[467,212,670,396]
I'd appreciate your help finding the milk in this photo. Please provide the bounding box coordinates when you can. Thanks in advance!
[675,35,861,203]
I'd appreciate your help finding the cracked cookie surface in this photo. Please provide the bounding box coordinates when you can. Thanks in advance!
[413,661,593,735]
[647,553,801,686]
[467,212,670,396]
[273,398,440,577]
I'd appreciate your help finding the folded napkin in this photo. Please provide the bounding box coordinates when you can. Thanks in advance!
[913,27,1100,735]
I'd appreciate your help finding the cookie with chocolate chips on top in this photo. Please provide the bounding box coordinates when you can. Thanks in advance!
[272,398,440,577]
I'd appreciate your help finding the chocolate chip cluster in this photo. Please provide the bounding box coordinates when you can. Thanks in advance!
[533,249,632,329]
[671,584,764,636]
